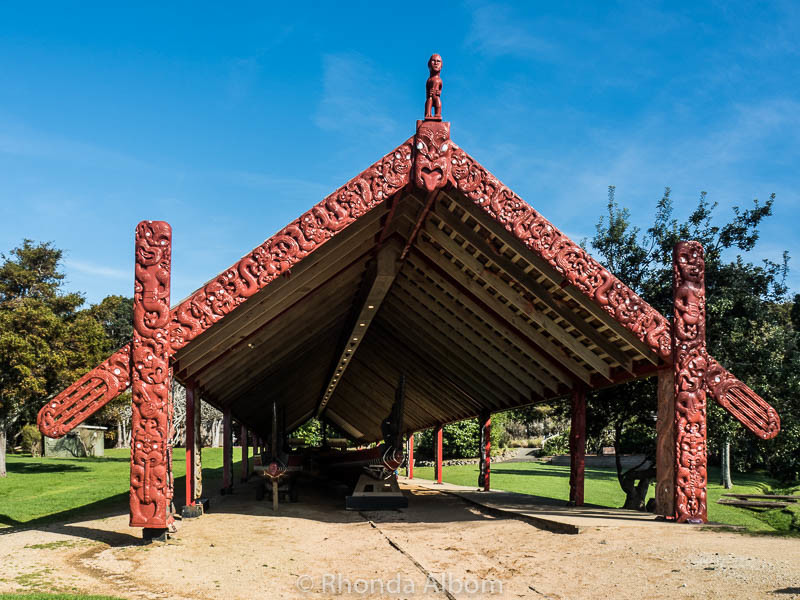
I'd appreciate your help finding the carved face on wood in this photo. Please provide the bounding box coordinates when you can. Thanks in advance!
[675,242,704,284]
[414,120,452,192]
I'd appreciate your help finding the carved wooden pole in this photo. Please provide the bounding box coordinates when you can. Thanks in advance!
[130,221,173,532]
[240,425,249,482]
[434,424,443,484]
[478,410,491,491]
[655,368,676,517]
[407,433,414,479]
[673,241,708,523]
[568,386,586,506]
[222,407,232,494]
[184,384,196,509]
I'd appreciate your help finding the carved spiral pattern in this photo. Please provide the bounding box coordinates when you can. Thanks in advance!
[130,220,173,529]
[448,144,672,360]
[705,359,780,439]
[672,241,708,524]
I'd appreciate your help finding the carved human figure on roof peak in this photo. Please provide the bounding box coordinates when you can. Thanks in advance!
[425,53,443,120]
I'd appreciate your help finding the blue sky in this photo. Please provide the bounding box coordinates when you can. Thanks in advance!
[1,1,798,304]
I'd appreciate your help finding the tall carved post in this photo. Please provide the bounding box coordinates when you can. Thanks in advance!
[568,386,586,506]
[655,368,676,517]
[478,410,491,492]
[241,425,249,482]
[182,383,204,518]
[222,408,233,494]
[193,389,203,501]
[130,221,173,532]
[434,424,443,484]
[407,434,414,479]
[673,241,708,523]
[184,384,195,509]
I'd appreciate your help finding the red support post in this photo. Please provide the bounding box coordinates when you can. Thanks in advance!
[673,241,708,523]
[130,221,173,531]
[434,424,443,484]
[478,410,491,491]
[241,425,249,482]
[569,386,586,506]
[222,408,232,494]
[407,434,414,479]
[185,385,195,508]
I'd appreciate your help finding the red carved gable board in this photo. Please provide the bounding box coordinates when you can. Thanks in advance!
[37,134,780,441]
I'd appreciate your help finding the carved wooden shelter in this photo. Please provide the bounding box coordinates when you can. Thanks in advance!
[38,55,780,532]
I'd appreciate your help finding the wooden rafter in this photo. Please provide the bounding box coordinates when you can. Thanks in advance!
[434,202,636,374]
[452,193,661,365]
[317,241,402,416]
[422,221,615,381]
[412,238,594,385]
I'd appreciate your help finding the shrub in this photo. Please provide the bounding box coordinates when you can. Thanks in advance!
[21,424,43,456]
[541,433,568,455]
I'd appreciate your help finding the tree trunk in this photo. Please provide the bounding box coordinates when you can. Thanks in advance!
[0,416,7,478]
[116,420,124,448]
[721,438,733,489]
[614,421,655,511]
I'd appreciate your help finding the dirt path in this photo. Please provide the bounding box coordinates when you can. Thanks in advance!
[1,481,798,599]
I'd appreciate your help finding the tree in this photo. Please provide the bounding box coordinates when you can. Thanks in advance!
[0,241,107,476]
[91,295,134,447]
[585,187,793,506]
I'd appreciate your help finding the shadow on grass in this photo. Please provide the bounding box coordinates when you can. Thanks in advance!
[0,465,229,545]
[6,462,90,474]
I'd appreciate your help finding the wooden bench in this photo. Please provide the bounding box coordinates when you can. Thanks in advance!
[717,493,799,509]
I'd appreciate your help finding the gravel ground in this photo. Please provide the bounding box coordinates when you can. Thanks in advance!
[0,480,798,599]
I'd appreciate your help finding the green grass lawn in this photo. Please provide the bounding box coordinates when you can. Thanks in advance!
[413,461,796,533]
[0,447,250,528]
[2,448,795,534]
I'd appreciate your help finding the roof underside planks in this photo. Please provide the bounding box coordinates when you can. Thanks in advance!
[171,186,661,442]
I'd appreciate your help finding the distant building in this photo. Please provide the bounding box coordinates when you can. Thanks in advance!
[44,425,107,458]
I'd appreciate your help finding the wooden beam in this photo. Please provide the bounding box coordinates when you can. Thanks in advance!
[568,385,587,506]
[222,407,233,494]
[422,221,614,381]
[435,424,443,484]
[389,282,546,397]
[397,271,561,393]
[453,193,661,365]
[403,258,572,389]
[655,368,675,517]
[380,308,521,410]
[197,271,358,399]
[176,239,375,381]
[317,240,403,415]
[433,207,636,374]
[412,240,594,385]
[360,320,487,416]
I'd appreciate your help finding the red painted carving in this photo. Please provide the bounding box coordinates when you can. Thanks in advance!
[414,120,452,192]
[37,345,131,437]
[448,146,673,361]
[705,359,780,439]
[130,220,174,529]
[424,54,443,120]
[672,241,708,524]
[37,141,413,438]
